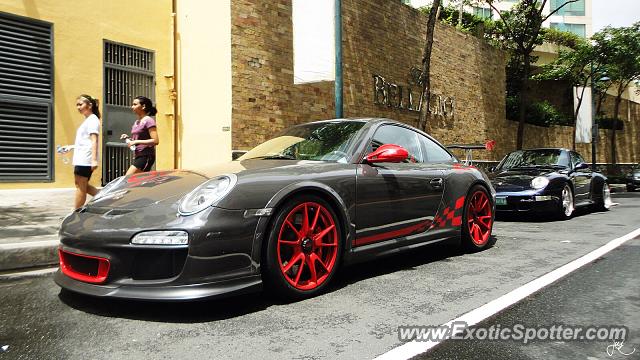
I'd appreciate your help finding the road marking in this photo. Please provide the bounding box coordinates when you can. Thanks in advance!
[0,239,59,250]
[375,226,640,360]
[0,266,58,280]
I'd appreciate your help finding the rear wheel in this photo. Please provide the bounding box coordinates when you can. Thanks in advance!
[263,195,342,299]
[627,185,635,192]
[595,181,612,211]
[557,184,574,220]
[462,185,495,252]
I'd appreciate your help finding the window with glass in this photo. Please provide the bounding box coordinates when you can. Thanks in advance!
[419,136,454,163]
[550,0,585,16]
[473,6,492,19]
[370,125,424,163]
[550,23,586,38]
[497,149,571,170]
[240,121,365,163]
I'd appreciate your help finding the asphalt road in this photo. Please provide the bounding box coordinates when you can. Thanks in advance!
[418,240,640,360]
[1,193,639,360]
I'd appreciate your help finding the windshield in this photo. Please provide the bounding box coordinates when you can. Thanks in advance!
[497,149,570,170]
[239,121,366,163]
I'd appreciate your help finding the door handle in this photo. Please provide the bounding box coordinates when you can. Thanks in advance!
[430,178,443,189]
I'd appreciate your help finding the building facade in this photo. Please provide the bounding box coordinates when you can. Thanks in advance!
[0,0,636,190]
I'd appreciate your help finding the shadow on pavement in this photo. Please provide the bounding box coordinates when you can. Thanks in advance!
[57,236,498,323]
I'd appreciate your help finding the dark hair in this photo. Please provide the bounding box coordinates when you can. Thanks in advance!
[135,96,158,116]
[78,94,101,119]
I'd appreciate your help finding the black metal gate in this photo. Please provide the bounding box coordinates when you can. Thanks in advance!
[102,40,155,185]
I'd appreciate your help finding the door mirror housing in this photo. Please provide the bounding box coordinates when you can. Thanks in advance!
[365,144,408,164]
[575,162,589,170]
[488,166,496,172]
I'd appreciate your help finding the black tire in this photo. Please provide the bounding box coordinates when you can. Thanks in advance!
[556,183,574,220]
[263,194,343,300]
[627,185,635,192]
[461,185,496,252]
[595,181,612,211]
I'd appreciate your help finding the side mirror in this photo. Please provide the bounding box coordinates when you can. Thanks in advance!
[365,144,408,164]
[575,162,589,170]
[489,166,496,172]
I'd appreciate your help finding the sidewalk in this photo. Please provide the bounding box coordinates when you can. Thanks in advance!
[0,188,75,272]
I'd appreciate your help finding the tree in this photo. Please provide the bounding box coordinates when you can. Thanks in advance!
[534,37,605,150]
[418,0,442,131]
[591,22,640,165]
[486,0,578,149]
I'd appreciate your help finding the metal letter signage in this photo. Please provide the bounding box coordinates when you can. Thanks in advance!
[372,67,455,119]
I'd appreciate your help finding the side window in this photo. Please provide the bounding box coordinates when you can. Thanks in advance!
[370,125,424,163]
[570,152,581,168]
[419,135,453,163]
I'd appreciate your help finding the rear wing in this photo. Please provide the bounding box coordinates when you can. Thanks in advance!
[446,140,495,165]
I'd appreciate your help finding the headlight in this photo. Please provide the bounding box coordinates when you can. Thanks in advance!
[531,176,549,189]
[178,174,237,215]
[92,176,126,201]
[131,230,189,245]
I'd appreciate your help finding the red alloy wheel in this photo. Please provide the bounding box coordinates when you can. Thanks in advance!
[466,190,493,246]
[276,202,339,291]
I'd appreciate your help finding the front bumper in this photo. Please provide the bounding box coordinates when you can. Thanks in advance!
[55,205,267,301]
[54,270,262,301]
[494,189,560,213]
[627,177,640,189]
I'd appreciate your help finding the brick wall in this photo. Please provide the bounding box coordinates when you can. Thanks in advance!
[230,0,638,164]
[231,0,505,151]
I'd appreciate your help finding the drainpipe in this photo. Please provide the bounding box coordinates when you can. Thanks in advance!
[335,0,343,119]
[171,0,179,169]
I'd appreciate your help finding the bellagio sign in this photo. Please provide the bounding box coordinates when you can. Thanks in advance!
[372,67,455,119]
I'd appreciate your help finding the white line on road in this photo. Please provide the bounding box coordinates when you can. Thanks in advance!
[375,226,640,360]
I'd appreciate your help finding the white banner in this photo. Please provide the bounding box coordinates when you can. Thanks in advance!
[575,86,592,144]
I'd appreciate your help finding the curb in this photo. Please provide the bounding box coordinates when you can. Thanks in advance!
[0,239,59,272]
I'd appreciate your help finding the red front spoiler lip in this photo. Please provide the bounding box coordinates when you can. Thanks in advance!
[58,249,110,284]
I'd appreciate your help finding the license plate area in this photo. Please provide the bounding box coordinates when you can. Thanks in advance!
[496,197,507,206]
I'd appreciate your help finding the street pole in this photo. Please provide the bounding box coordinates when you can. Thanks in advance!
[590,62,598,168]
[334,0,343,119]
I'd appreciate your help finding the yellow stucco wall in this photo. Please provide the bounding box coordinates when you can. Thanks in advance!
[0,0,174,189]
[175,0,232,169]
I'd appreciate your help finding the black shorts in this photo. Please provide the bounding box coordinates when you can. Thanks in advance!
[74,166,93,179]
[133,155,156,172]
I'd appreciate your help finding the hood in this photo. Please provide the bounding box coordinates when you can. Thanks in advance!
[86,170,208,210]
[490,168,557,188]
[192,159,324,178]
[86,160,330,210]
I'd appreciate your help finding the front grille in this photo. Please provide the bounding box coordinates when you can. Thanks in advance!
[130,248,188,280]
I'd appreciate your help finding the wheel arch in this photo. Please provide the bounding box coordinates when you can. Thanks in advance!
[256,182,353,266]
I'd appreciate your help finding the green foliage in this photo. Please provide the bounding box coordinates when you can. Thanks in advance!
[596,117,624,130]
[417,2,499,41]
[506,96,573,127]
[541,28,587,49]
[592,22,640,95]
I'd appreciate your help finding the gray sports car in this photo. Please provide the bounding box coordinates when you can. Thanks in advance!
[55,118,496,301]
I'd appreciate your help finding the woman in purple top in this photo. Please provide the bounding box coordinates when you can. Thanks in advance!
[120,96,160,175]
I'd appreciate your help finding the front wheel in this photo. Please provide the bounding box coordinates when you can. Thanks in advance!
[557,184,574,220]
[461,185,495,252]
[595,181,612,211]
[263,195,342,299]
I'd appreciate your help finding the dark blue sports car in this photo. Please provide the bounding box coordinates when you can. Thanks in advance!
[490,148,612,219]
